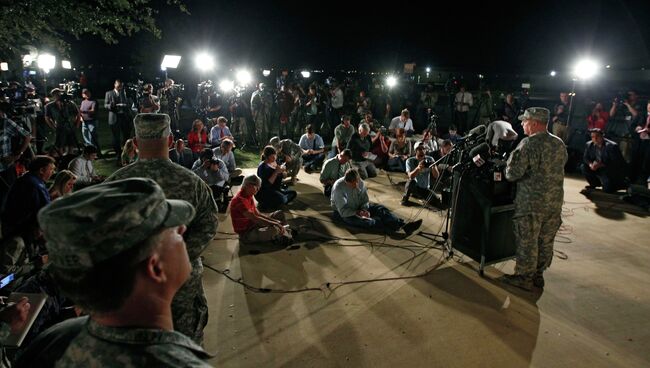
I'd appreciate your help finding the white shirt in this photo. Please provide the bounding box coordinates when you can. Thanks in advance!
[389,116,414,132]
[331,88,344,109]
[68,156,98,184]
[454,92,473,112]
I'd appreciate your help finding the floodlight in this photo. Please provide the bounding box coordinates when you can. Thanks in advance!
[605,65,611,69]
[22,55,35,67]
[195,52,215,71]
[425,67,431,73]
[550,70,556,77]
[236,69,252,85]
[161,55,181,69]
[262,69,271,77]
[386,76,397,88]
[62,60,71,69]
[219,79,234,92]
[300,70,311,78]
[573,59,598,80]
[0,62,8,71]
[37,54,56,73]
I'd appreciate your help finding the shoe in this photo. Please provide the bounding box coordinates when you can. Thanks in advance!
[498,274,533,291]
[304,166,312,174]
[580,185,596,195]
[532,273,545,288]
[400,196,409,206]
[401,219,423,235]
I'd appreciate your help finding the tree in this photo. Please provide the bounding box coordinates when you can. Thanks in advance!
[0,0,188,59]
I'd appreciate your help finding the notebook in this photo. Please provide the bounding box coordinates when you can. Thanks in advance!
[2,292,48,347]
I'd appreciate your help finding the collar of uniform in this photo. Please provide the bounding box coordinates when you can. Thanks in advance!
[136,157,173,163]
[86,319,214,358]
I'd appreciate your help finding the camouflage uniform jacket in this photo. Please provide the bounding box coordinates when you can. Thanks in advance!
[279,139,302,161]
[506,131,567,216]
[55,319,213,367]
[106,158,218,340]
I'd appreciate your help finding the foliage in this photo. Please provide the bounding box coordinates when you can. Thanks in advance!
[0,0,188,58]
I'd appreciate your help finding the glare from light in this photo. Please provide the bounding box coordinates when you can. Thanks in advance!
[301,70,311,78]
[386,76,397,88]
[62,60,71,69]
[236,69,252,85]
[161,66,167,71]
[425,67,431,73]
[573,59,599,80]
[605,65,611,69]
[219,79,234,93]
[262,69,271,77]
[38,54,56,73]
[22,55,34,66]
[0,62,8,71]
[161,55,181,69]
[550,70,556,77]
[195,52,215,71]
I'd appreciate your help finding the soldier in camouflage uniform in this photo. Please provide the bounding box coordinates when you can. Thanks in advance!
[250,83,273,146]
[500,107,567,291]
[106,113,219,344]
[38,178,213,366]
[269,136,303,185]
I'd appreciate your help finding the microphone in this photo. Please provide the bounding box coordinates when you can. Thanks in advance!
[469,142,491,167]
[458,125,487,142]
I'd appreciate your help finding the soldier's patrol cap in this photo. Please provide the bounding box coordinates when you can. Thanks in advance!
[38,178,195,270]
[518,107,550,123]
[133,113,172,139]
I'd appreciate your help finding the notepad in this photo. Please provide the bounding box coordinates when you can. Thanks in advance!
[3,292,48,347]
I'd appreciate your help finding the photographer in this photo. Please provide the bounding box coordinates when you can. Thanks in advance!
[608,90,642,163]
[193,155,230,210]
[45,89,81,156]
[251,83,273,145]
[138,83,160,113]
[551,92,570,142]
[157,79,180,135]
[0,102,33,202]
[401,146,438,206]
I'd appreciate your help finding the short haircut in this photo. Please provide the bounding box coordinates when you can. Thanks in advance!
[415,145,425,154]
[589,128,604,136]
[83,145,98,155]
[243,174,261,187]
[344,168,360,183]
[401,109,410,117]
[342,115,351,122]
[449,125,457,131]
[28,155,55,173]
[306,124,314,134]
[199,148,214,161]
[51,230,163,313]
[221,138,233,148]
[340,149,352,159]
[217,116,228,124]
[261,145,276,160]
[441,139,453,148]
[359,123,370,132]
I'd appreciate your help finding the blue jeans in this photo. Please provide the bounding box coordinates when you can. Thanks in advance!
[82,120,100,151]
[302,153,325,169]
[256,189,297,211]
[333,203,404,231]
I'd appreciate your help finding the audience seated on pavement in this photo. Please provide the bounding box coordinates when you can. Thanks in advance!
[269,136,302,185]
[320,149,352,197]
[387,128,412,172]
[187,119,209,156]
[256,145,297,211]
[120,138,138,166]
[347,123,377,179]
[330,168,422,234]
[68,145,104,189]
[169,139,194,169]
[298,124,325,173]
[389,109,415,137]
[209,116,234,147]
[48,170,76,201]
[582,128,628,193]
[213,138,243,186]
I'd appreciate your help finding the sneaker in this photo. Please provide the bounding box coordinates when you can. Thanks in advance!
[498,274,533,291]
[532,273,545,288]
[401,219,423,235]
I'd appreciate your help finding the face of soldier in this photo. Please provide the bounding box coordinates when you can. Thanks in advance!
[155,225,191,289]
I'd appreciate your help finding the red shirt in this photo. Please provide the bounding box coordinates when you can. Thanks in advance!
[587,111,609,131]
[230,190,256,234]
[187,130,208,153]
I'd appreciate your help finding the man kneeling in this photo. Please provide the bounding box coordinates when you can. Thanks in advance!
[331,168,422,234]
[230,174,293,245]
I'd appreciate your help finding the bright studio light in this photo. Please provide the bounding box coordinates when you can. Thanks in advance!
[573,59,599,80]
[550,70,557,77]
[386,76,397,88]
[262,69,271,77]
[300,70,311,78]
[161,55,181,69]
[195,52,215,71]
[425,67,431,73]
[219,79,234,92]
[62,60,72,69]
[236,69,252,85]
[38,54,56,73]
[0,62,8,71]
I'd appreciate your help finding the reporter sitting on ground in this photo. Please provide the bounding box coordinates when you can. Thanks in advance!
[256,145,297,211]
[401,146,440,206]
[192,151,230,208]
[320,149,352,197]
[49,170,76,201]
[347,123,377,179]
[415,128,439,156]
[120,138,139,166]
[582,128,628,193]
[187,119,208,156]
[329,115,355,159]
[269,136,302,185]
[209,116,234,147]
[387,128,412,172]
[298,124,325,173]
[68,145,104,189]
[37,178,212,366]
[331,168,422,234]
[370,126,391,168]
[230,174,293,245]
[389,109,415,137]
[169,139,194,169]
[213,138,243,186]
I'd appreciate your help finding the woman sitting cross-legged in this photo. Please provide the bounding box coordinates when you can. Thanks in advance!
[255,145,297,211]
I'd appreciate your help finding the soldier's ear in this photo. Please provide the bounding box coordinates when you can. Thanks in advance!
[167,135,174,148]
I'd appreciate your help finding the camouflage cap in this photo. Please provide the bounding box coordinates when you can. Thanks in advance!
[38,178,195,270]
[269,136,281,148]
[133,113,172,139]
[518,107,550,123]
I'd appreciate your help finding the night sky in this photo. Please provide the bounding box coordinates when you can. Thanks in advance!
[69,0,650,73]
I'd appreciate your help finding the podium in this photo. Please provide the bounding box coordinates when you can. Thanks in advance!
[450,168,517,275]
